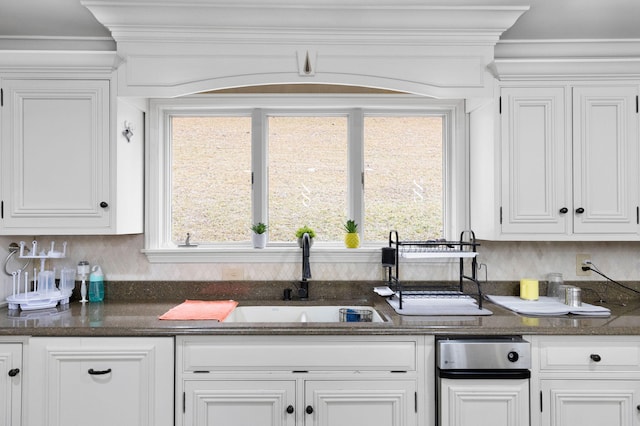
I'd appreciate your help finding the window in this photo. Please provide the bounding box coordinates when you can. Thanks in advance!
[146,95,466,263]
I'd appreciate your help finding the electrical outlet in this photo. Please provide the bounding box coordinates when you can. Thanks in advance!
[576,253,591,276]
[222,267,244,280]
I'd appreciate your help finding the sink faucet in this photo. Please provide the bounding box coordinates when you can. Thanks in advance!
[299,232,312,300]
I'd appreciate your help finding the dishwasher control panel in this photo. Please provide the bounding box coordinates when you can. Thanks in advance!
[437,337,530,370]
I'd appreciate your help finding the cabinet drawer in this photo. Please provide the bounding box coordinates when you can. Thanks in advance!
[178,335,417,372]
[537,336,640,372]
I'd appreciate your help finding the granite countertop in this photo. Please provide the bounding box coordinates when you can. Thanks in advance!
[2,294,640,337]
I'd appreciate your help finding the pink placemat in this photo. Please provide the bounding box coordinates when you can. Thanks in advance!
[159,299,238,321]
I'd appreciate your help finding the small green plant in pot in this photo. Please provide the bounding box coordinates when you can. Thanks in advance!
[295,225,316,248]
[343,219,360,248]
[251,222,268,248]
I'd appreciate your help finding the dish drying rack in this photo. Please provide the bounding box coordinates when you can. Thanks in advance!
[6,240,71,311]
[384,230,483,310]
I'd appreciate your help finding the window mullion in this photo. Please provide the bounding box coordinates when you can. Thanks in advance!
[348,108,365,236]
[252,109,268,225]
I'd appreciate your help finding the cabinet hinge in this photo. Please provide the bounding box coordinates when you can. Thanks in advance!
[540,390,543,412]
[499,96,502,114]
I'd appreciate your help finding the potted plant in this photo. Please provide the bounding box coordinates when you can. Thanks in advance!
[295,225,316,248]
[343,219,360,248]
[251,222,268,248]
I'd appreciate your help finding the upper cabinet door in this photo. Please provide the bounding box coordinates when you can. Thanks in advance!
[572,86,639,235]
[1,79,111,234]
[500,87,569,235]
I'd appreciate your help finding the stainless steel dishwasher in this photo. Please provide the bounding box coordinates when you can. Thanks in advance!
[436,337,531,426]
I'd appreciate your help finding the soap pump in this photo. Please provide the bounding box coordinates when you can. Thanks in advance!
[89,265,104,302]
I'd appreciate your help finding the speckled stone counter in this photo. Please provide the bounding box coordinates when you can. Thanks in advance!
[2,280,640,337]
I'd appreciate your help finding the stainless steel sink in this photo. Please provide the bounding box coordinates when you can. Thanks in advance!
[224,305,386,323]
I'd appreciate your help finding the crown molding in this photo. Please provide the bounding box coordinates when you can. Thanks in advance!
[0,50,121,73]
[0,36,115,52]
[493,39,640,80]
[83,1,528,46]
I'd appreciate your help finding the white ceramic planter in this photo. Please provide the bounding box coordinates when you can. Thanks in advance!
[251,233,267,249]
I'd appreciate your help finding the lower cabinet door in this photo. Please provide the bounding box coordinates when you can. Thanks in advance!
[0,343,22,426]
[541,379,640,426]
[183,380,296,426]
[439,378,530,426]
[27,337,173,426]
[304,380,418,426]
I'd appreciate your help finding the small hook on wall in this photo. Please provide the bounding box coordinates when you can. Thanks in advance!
[122,121,134,142]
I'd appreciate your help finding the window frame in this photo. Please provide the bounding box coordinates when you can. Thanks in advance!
[144,94,468,263]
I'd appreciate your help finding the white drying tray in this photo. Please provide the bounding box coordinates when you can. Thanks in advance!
[7,290,70,311]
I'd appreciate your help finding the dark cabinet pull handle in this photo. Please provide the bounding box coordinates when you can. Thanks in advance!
[99,202,109,208]
[576,207,585,214]
[590,354,601,362]
[286,405,294,414]
[306,405,314,414]
[88,368,112,375]
[8,368,19,377]
[559,207,568,214]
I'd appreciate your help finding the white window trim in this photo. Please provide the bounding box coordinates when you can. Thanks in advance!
[143,94,468,263]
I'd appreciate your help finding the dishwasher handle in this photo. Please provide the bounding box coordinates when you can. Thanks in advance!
[438,369,530,380]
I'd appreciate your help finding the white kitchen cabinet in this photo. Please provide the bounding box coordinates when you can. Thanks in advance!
[0,78,143,234]
[0,342,22,426]
[572,86,639,235]
[305,379,417,426]
[176,335,426,426]
[185,380,296,426]
[530,335,640,426]
[471,83,639,240]
[499,86,569,235]
[540,379,640,426]
[26,337,173,426]
[439,378,529,426]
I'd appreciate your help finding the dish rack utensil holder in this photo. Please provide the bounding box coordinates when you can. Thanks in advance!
[6,240,71,311]
[384,230,483,310]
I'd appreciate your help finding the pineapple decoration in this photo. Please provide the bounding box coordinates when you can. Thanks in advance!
[343,219,360,249]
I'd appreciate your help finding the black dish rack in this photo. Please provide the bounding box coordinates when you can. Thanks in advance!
[383,230,483,310]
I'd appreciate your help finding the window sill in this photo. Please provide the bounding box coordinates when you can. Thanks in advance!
[142,245,383,264]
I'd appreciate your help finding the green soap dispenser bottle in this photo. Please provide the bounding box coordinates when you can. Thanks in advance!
[89,265,104,302]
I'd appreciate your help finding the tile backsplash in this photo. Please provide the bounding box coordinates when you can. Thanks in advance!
[1,234,639,300]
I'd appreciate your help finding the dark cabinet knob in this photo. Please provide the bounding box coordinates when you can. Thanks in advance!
[99,201,109,208]
[575,207,585,214]
[286,405,294,414]
[590,354,602,362]
[306,405,314,414]
[559,207,568,214]
[7,368,19,377]
[88,368,112,375]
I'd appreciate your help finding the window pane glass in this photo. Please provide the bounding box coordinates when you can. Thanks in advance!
[171,116,252,243]
[268,116,348,242]
[364,116,444,241]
